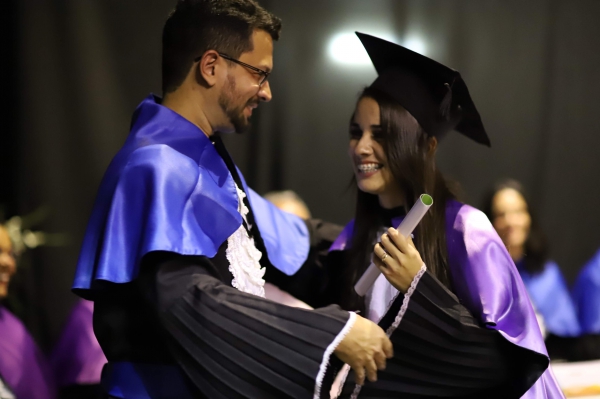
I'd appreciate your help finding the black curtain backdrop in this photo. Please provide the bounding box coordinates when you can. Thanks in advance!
[4,0,600,348]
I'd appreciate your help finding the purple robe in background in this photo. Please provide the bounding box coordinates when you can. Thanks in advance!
[0,305,56,399]
[572,248,600,334]
[330,200,564,398]
[51,299,107,387]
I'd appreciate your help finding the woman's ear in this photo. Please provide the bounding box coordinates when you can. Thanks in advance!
[427,136,438,157]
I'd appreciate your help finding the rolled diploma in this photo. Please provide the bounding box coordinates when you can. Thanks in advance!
[354,194,433,296]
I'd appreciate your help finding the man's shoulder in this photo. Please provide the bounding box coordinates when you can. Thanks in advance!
[126,143,197,169]
[118,144,201,186]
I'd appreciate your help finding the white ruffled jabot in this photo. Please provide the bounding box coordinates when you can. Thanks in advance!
[226,184,266,298]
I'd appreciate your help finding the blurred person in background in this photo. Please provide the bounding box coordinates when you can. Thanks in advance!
[71,1,392,397]
[483,179,581,359]
[318,33,563,398]
[51,298,106,399]
[572,249,600,360]
[262,190,343,309]
[264,190,312,220]
[0,223,56,399]
[263,190,312,308]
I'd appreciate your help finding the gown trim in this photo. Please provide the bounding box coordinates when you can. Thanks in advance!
[346,265,427,399]
[314,312,357,399]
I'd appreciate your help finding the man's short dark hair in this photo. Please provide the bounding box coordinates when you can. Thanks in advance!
[162,0,282,94]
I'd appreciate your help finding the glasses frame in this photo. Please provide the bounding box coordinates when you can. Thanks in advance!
[194,53,270,87]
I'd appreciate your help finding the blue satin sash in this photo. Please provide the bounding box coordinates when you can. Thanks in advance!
[73,94,308,295]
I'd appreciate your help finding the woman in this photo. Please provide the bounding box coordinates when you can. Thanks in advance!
[0,223,56,399]
[320,33,564,398]
[483,179,581,348]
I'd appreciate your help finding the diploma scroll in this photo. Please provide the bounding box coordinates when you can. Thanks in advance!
[354,194,433,296]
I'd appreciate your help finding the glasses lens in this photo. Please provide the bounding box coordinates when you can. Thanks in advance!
[260,73,268,86]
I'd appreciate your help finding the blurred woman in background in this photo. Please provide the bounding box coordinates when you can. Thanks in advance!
[0,223,56,399]
[483,179,581,358]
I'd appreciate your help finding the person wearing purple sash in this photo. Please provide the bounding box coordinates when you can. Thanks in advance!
[0,224,56,399]
[51,298,106,398]
[315,33,565,398]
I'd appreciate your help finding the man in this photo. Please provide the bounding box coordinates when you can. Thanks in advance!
[0,224,56,399]
[73,1,392,398]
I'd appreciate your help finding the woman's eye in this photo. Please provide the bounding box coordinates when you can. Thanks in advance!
[371,131,385,142]
[349,128,362,139]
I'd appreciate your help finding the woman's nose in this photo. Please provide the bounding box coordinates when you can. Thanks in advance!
[355,133,373,155]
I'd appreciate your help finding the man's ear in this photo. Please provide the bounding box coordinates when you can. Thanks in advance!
[427,136,438,157]
[196,50,220,87]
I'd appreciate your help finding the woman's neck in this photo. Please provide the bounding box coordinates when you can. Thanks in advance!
[508,245,524,263]
[378,190,405,210]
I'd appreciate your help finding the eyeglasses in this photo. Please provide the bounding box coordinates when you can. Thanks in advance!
[194,53,270,87]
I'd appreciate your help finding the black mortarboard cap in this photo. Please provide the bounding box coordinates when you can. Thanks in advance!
[357,32,490,146]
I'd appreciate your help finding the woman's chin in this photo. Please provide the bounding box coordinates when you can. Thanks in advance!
[357,182,384,196]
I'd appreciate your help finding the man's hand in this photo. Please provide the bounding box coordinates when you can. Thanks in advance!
[334,315,393,385]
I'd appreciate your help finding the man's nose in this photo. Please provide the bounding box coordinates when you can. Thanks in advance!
[258,80,272,102]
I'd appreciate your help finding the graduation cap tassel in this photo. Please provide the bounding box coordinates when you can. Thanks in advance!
[440,83,453,119]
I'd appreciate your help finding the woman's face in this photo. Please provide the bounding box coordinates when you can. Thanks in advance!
[491,188,531,251]
[0,226,16,299]
[349,97,402,207]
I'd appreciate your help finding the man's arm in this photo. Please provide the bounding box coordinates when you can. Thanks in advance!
[145,254,391,399]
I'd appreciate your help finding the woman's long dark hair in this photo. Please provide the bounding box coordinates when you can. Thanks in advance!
[482,179,548,274]
[339,87,456,312]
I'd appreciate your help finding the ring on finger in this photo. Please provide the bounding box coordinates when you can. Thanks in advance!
[380,250,389,262]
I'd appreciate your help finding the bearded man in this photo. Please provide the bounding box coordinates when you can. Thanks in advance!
[72,1,392,398]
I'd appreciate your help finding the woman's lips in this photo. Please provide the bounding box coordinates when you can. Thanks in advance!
[357,162,382,178]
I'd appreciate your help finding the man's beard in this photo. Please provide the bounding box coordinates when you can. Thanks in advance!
[218,76,259,134]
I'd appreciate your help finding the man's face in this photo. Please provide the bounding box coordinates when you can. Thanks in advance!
[0,226,16,300]
[218,29,273,133]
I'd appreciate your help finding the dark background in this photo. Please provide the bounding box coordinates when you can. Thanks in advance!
[2,0,599,349]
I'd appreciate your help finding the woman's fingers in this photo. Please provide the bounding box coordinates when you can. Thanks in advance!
[374,243,388,261]
[373,253,389,274]
[406,234,417,250]
[387,228,412,254]
[380,234,406,264]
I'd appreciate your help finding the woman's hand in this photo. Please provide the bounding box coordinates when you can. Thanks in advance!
[373,227,424,292]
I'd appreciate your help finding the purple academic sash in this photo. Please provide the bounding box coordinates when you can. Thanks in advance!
[0,306,56,399]
[51,299,107,387]
[330,200,565,398]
